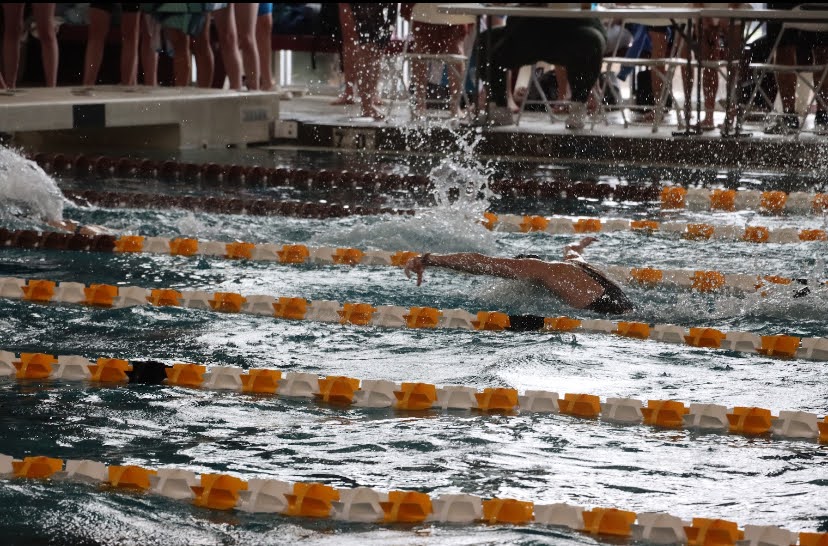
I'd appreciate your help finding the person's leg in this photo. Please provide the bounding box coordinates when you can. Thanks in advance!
[355,42,383,118]
[410,23,430,114]
[234,2,259,89]
[701,22,721,129]
[445,26,469,116]
[647,28,669,119]
[192,13,214,88]
[32,3,58,86]
[256,10,273,90]
[2,4,25,88]
[167,28,191,86]
[139,14,158,85]
[82,6,111,86]
[333,2,358,104]
[776,44,797,114]
[120,12,141,85]
[213,6,243,89]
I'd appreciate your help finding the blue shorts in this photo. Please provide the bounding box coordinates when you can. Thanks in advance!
[258,3,272,17]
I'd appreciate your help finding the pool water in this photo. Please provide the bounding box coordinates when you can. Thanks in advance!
[0,149,827,545]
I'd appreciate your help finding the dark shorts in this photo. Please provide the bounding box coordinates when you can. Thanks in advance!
[90,3,141,14]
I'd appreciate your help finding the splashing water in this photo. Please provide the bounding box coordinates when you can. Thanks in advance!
[0,147,65,221]
[316,123,500,253]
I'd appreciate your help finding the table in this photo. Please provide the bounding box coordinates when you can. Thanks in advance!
[699,7,828,138]
[439,4,704,134]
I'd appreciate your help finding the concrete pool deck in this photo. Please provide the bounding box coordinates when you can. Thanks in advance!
[274,95,828,173]
[0,86,280,151]
[3,87,828,173]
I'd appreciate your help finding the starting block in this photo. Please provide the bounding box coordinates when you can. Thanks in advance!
[0,277,25,299]
[734,189,761,210]
[798,338,828,361]
[53,282,86,304]
[440,309,477,330]
[143,237,171,254]
[602,219,631,232]
[60,459,108,483]
[250,243,280,261]
[784,191,813,213]
[371,305,408,328]
[362,250,393,266]
[180,290,212,310]
[685,188,711,210]
[0,350,15,377]
[243,295,277,316]
[740,525,797,546]
[649,324,688,344]
[112,286,149,308]
[545,218,576,234]
[580,319,615,334]
[305,300,342,323]
[196,241,227,257]
[768,228,800,244]
[722,332,760,353]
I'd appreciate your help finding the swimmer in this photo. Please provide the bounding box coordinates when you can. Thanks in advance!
[45,219,115,237]
[404,236,634,315]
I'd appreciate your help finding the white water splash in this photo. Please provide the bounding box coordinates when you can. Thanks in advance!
[313,123,500,254]
[0,147,65,221]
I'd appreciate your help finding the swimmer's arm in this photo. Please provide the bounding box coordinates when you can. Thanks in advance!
[563,236,597,261]
[405,252,537,286]
[46,219,116,236]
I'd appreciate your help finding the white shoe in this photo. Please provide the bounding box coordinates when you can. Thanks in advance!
[566,102,587,130]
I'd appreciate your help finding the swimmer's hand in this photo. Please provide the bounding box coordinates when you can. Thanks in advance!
[46,219,117,236]
[564,236,598,260]
[404,254,429,286]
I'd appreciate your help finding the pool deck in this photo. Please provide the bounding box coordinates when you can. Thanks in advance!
[3,86,828,172]
[275,95,828,173]
[0,86,281,151]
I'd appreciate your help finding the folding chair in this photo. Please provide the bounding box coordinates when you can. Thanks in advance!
[740,9,828,137]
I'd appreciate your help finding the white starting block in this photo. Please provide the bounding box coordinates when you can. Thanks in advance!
[725,274,760,292]
[0,454,12,475]
[768,228,800,244]
[580,319,615,334]
[331,487,386,522]
[496,214,524,232]
[429,494,483,523]
[660,221,688,233]
[712,225,742,241]
[238,479,292,513]
[661,270,694,288]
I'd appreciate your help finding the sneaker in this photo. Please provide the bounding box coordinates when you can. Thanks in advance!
[566,102,587,130]
[763,114,800,135]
